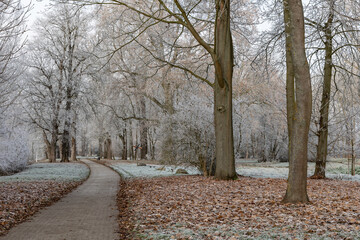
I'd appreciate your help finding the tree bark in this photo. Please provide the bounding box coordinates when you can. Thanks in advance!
[119,128,127,160]
[139,96,148,159]
[98,137,103,159]
[70,136,77,161]
[43,131,57,163]
[282,0,312,203]
[160,81,175,164]
[313,2,334,179]
[351,138,356,176]
[213,0,236,180]
[61,127,70,162]
[104,137,113,159]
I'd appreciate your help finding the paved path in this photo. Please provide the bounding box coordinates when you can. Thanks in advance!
[0,160,120,240]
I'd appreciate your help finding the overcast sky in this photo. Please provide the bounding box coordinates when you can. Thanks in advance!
[22,0,50,37]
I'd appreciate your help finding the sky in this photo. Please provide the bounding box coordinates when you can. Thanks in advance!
[22,0,50,37]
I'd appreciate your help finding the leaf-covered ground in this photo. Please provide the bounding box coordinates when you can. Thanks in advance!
[118,176,360,240]
[0,181,84,236]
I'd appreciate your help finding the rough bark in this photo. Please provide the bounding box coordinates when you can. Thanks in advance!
[160,81,175,164]
[70,136,77,161]
[119,129,127,160]
[98,138,103,159]
[128,125,133,160]
[43,131,56,163]
[351,139,356,176]
[104,138,113,159]
[213,0,236,180]
[139,96,148,159]
[61,123,70,162]
[313,3,334,179]
[282,0,312,203]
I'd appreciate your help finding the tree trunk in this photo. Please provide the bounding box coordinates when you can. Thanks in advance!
[119,129,127,160]
[213,0,236,180]
[61,93,71,163]
[61,128,70,162]
[351,136,356,176]
[160,81,175,164]
[282,0,312,203]
[98,138,103,159]
[104,138,113,159]
[59,140,63,160]
[71,136,77,161]
[43,131,56,163]
[140,96,148,159]
[313,1,334,179]
[128,124,133,160]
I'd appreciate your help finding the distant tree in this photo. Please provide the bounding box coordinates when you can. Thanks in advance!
[0,0,30,173]
[74,0,238,179]
[25,3,92,162]
[0,0,28,114]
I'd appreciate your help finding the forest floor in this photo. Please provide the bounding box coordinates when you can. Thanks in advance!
[105,159,360,240]
[0,162,89,236]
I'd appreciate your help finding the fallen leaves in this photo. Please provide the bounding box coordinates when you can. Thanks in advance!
[117,176,360,239]
[0,181,83,236]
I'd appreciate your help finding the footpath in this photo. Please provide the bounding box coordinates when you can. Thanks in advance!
[0,159,120,240]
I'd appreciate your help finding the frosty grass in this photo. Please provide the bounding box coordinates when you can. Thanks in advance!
[0,163,89,182]
[108,163,200,179]
[108,160,360,182]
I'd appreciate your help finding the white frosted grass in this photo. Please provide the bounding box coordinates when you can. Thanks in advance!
[236,166,360,183]
[327,173,360,182]
[108,163,200,179]
[0,163,89,182]
[109,160,360,182]
[237,167,289,179]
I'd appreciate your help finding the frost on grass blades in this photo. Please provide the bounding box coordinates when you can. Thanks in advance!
[108,162,200,179]
[0,163,89,182]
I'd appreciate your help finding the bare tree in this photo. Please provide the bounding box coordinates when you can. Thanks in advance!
[25,3,93,162]
[73,0,238,179]
[282,0,312,203]
[0,0,28,115]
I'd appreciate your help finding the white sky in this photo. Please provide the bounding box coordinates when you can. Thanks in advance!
[22,0,51,38]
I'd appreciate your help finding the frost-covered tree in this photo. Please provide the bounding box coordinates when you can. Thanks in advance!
[0,108,30,175]
[0,0,28,113]
[25,3,94,162]
[0,0,30,173]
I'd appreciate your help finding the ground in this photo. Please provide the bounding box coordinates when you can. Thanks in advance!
[117,176,360,240]
[0,158,359,239]
[104,158,360,240]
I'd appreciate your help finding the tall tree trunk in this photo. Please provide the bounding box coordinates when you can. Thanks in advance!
[128,124,133,160]
[313,1,334,179]
[61,127,70,162]
[140,96,148,159]
[283,0,312,203]
[160,81,175,164]
[119,128,127,160]
[43,131,56,163]
[71,136,77,161]
[104,138,113,159]
[213,0,236,180]
[59,140,63,160]
[61,92,71,163]
[98,137,103,159]
[351,138,356,176]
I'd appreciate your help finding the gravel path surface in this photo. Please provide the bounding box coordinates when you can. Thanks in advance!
[0,160,120,240]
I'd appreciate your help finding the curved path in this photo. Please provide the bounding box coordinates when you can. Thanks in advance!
[0,160,120,240]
